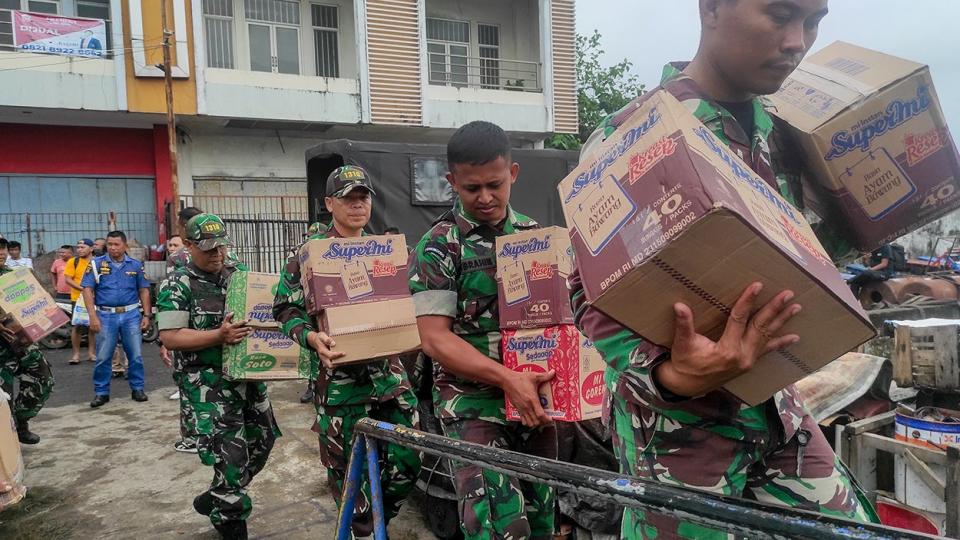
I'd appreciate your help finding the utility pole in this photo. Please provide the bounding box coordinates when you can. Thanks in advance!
[161,0,179,238]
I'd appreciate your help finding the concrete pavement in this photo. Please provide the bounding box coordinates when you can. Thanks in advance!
[0,346,434,539]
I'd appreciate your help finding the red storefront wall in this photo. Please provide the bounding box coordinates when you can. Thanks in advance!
[0,123,174,242]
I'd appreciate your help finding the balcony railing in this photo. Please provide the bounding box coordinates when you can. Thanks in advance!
[428,55,542,93]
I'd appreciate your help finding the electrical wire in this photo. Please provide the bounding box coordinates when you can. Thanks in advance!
[0,39,165,62]
[0,43,165,72]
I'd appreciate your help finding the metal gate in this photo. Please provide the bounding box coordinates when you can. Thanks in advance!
[180,195,309,273]
[0,212,158,257]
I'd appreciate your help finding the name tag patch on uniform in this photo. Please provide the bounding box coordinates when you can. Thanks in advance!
[126,271,138,276]
[461,256,495,273]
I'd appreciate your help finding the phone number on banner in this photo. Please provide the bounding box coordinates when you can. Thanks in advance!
[18,44,104,57]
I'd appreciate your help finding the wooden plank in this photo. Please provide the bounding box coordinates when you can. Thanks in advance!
[947,445,960,538]
[935,325,960,389]
[860,432,948,465]
[893,324,914,387]
[844,410,896,435]
[903,448,946,499]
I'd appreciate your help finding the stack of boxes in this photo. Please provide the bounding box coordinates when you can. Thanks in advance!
[222,271,312,380]
[496,227,604,422]
[297,235,420,365]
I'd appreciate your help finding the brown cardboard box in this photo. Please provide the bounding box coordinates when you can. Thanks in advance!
[557,89,875,406]
[298,235,410,314]
[496,227,574,329]
[0,391,26,511]
[0,267,70,352]
[502,325,604,422]
[769,41,960,252]
[316,297,421,366]
[222,271,311,380]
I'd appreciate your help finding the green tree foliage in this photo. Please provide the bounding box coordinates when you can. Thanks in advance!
[547,30,646,150]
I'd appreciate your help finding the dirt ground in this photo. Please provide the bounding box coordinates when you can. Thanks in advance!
[0,378,435,540]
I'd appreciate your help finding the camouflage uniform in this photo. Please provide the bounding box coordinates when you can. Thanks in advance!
[409,200,557,540]
[0,265,54,424]
[572,64,877,539]
[273,221,420,539]
[157,216,279,527]
[167,248,248,447]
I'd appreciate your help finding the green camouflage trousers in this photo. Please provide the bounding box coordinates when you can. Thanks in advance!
[316,390,420,538]
[443,418,557,540]
[172,370,198,443]
[610,394,879,539]
[183,368,280,525]
[0,345,54,422]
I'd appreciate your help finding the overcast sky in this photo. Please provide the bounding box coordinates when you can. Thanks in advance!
[576,1,960,130]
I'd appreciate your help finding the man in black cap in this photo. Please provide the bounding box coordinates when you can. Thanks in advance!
[274,165,420,540]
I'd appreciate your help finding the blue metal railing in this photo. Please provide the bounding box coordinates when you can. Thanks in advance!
[335,418,937,540]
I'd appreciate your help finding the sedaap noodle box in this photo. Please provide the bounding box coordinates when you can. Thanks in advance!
[0,267,69,353]
[502,325,604,422]
[557,89,875,406]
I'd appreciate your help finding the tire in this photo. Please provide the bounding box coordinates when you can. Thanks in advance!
[39,333,70,349]
[423,494,463,540]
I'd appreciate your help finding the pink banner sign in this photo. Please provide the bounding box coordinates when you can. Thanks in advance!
[13,11,107,58]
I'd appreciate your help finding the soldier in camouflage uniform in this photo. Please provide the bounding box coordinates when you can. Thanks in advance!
[409,121,557,540]
[571,2,877,538]
[0,238,54,445]
[158,214,279,540]
[273,166,420,540]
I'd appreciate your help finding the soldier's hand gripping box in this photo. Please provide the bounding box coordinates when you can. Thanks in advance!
[0,390,26,511]
[769,41,960,252]
[315,296,421,366]
[558,89,876,406]
[298,235,409,315]
[222,271,311,380]
[496,227,575,329]
[502,325,604,422]
[0,267,69,352]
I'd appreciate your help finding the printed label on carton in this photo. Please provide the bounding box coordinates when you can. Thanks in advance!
[341,261,374,300]
[570,176,637,255]
[501,260,530,306]
[905,128,947,167]
[825,85,932,161]
[837,148,916,220]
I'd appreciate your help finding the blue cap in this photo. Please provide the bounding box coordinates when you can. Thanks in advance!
[78,238,94,247]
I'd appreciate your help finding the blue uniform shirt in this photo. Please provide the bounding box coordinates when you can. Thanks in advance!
[81,254,150,308]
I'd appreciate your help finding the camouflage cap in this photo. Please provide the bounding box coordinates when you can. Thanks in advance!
[184,213,233,251]
[326,165,376,198]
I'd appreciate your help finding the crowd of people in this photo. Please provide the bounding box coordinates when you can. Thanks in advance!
[1,1,889,539]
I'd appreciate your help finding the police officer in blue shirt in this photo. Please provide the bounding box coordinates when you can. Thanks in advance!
[81,230,152,408]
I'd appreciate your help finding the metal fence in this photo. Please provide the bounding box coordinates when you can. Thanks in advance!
[340,419,935,540]
[0,212,158,257]
[428,55,542,92]
[181,195,310,274]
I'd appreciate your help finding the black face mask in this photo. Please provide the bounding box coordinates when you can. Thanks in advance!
[93,248,105,257]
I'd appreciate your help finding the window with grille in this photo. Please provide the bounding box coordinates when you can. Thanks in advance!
[311,4,337,78]
[0,0,60,51]
[245,0,300,74]
[77,0,111,55]
[202,0,234,68]
[478,23,500,89]
[426,17,468,87]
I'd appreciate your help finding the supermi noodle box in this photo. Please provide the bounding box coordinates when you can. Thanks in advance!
[496,226,574,329]
[557,89,876,406]
[501,325,603,422]
[769,41,960,252]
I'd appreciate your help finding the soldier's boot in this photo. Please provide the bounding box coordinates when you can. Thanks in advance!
[16,419,40,445]
[193,492,214,516]
[214,520,247,540]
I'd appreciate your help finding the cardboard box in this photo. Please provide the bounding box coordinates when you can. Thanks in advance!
[502,325,604,422]
[557,89,875,406]
[0,391,27,511]
[225,271,282,328]
[317,297,421,366]
[298,235,410,314]
[769,41,960,252]
[0,267,69,352]
[222,271,311,380]
[496,227,574,329]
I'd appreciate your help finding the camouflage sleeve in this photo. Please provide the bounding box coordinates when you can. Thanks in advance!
[408,223,458,319]
[570,264,679,413]
[272,251,315,348]
[156,272,191,330]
